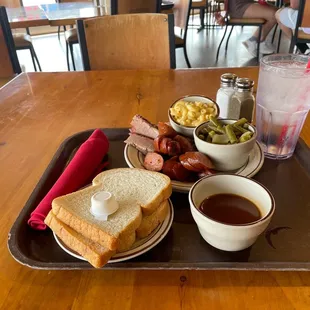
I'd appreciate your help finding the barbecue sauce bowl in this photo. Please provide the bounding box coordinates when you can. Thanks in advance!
[189,174,275,251]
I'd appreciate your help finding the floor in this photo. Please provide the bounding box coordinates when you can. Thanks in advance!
[17,17,291,73]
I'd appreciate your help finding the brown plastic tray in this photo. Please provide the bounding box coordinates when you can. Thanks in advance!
[8,129,310,270]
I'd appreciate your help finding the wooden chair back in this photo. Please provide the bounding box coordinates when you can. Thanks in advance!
[299,0,310,28]
[111,0,161,15]
[58,0,93,3]
[173,0,192,32]
[77,14,176,70]
[0,6,21,78]
[0,0,20,8]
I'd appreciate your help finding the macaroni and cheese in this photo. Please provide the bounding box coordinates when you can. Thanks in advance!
[170,100,217,127]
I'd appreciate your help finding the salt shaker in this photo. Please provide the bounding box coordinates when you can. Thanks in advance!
[230,78,255,122]
[216,73,238,119]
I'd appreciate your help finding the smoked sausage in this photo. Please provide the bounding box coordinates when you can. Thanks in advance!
[173,135,195,153]
[179,152,214,172]
[158,122,177,137]
[143,153,164,172]
[162,157,191,181]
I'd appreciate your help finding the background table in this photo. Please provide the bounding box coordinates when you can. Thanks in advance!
[6,5,49,29]
[0,68,310,309]
[7,1,175,28]
[40,2,103,26]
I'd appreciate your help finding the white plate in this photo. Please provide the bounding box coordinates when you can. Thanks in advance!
[124,142,264,193]
[53,199,174,264]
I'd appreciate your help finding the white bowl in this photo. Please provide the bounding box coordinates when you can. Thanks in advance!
[168,95,219,137]
[194,119,257,171]
[189,174,275,252]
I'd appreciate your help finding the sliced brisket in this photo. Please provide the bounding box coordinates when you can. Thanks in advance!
[130,114,159,139]
[124,133,155,155]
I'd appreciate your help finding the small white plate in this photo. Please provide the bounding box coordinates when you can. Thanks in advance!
[54,199,174,264]
[124,142,264,193]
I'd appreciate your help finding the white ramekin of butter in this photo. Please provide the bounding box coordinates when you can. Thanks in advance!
[168,95,219,137]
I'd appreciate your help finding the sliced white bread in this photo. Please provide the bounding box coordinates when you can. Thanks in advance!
[136,199,169,239]
[45,211,115,268]
[92,168,172,215]
[117,230,136,253]
[52,184,142,250]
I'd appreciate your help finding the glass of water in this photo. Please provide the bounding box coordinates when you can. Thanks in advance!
[256,54,310,160]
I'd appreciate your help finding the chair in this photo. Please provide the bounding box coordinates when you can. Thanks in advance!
[0,6,21,80]
[13,33,42,71]
[65,0,161,71]
[58,0,92,40]
[0,3,41,71]
[111,0,161,15]
[77,14,176,70]
[190,0,207,31]
[173,0,192,68]
[289,0,310,53]
[216,0,265,61]
[62,0,93,71]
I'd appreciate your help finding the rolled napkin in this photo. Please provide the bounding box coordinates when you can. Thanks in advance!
[28,129,109,230]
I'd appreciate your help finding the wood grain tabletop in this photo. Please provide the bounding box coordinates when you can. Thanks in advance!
[0,68,310,309]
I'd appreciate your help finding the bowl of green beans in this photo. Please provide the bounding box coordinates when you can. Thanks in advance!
[194,117,257,171]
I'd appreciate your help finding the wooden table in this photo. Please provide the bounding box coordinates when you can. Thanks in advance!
[1,68,310,309]
[39,2,104,26]
[7,1,175,28]
[6,5,49,29]
[6,2,104,29]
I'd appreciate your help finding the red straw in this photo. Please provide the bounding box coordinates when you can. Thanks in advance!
[307,59,310,70]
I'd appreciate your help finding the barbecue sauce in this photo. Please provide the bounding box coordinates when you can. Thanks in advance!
[199,194,261,225]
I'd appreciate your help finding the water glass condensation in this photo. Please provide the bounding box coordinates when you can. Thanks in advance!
[256,54,310,159]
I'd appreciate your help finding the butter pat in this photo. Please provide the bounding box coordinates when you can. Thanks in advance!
[90,191,119,221]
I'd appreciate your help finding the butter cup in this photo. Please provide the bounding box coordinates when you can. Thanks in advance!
[90,191,119,221]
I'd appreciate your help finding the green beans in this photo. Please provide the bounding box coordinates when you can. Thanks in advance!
[210,116,221,127]
[233,124,248,134]
[239,131,253,143]
[225,125,238,144]
[208,130,216,138]
[197,117,254,144]
[212,134,230,144]
[234,118,248,127]
[208,125,225,134]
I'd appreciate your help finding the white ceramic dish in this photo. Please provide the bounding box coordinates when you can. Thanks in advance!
[189,174,275,252]
[124,142,264,192]
[54,199,174,264]
[168,95,219,137]
[194,119,257,171]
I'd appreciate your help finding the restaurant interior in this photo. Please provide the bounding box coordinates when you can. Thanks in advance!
[1,0,310,309]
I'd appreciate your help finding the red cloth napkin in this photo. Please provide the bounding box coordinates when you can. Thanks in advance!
[28,129,109,230]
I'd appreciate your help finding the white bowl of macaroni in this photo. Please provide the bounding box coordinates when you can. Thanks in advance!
[169,96,219,137]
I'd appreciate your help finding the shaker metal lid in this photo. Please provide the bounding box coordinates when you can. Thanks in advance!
[220,73,238,84]
[235,78,254,89]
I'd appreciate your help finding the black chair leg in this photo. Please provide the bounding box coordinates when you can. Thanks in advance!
[216,25,228,61]
[257,26,263,60]
[277,29,282,53]
[289,37,295,53]
[32,47,42,71]
[225,26,234,52]
[66,42,70,71]
[271,24,278,43]
[183,46,191,68]
[69,42,76,71]
[29,47,37,71]
[58,26,61,40]
[197,7,204,32]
